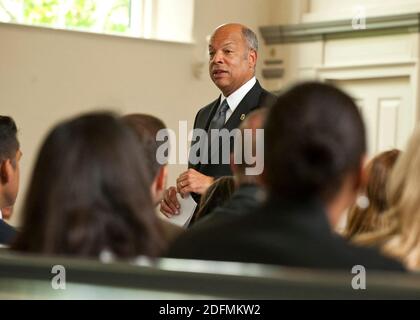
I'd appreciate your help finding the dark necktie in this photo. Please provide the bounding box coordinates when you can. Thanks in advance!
[208,99,230,131]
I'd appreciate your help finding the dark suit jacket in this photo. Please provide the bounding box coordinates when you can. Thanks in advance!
[189,80,276,179]
[167,198,405,272]
[0,220,17,245]
[194,184,262,226]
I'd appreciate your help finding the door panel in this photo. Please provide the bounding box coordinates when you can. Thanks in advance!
[332,77,413,156]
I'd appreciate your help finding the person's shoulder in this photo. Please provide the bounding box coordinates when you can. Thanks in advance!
[193,98,220,128]
[0,220,15,231]
[165,214,243,260]
[336,235,406,272]
[0,220,17,245]
[197,97,220,114]
[259,87,278,108]
[159,219,184,244]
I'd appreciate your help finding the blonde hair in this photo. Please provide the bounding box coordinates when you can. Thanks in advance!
[345,149,400,239]
[357,127,420,270]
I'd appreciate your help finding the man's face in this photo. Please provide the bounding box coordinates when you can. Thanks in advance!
[209,25,257,97]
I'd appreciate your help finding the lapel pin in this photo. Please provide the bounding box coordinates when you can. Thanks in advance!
[240,114,246,121]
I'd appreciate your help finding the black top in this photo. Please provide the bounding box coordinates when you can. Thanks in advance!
[194,184,262,226]
[167,197,405,272]
[0,220,17,245]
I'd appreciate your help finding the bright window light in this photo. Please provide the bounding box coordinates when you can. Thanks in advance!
[0,0,194,42]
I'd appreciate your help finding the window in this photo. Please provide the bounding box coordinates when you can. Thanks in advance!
[0,0,194,42]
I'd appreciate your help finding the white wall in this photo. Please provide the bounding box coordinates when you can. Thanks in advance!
[304,0,420,22]
[267,0,420,24]
[155,0,195,42]
[263,0,420,159]
[0,0,271,226]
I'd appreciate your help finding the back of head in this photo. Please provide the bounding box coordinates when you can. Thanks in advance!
[0,116,20,212]
[346,149,401,239]
[264,82,366,203]
[122,114,167,180]
[0,116,19,163]
[13,112,165,259]
[194,176,236,223]
[367,149,401,212]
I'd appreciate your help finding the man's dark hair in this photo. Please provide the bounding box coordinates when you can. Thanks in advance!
[13,112,165,258]
[264,82,366,202]
[122,114,167,179]
[0,116,19,162]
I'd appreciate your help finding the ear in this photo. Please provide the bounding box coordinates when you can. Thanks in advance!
[151,165,168,205]
[248,49,257,69]
[0,160,12,184]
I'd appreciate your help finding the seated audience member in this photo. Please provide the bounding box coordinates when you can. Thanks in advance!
[167,82,404,271]
[12,112,166,259]
[359,128,420,271]
[345,149,401,240]
[191,108,268,227]
[122,114,183,241]
[191,176,236,225]
[0,116,21,245]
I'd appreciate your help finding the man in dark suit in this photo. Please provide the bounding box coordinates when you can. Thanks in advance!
[190,108,268,227]
[0,116,21,245]
[160,23,275,216]
[166,82,404,272]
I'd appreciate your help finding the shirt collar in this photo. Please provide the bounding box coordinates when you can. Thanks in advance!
[0,209,2,220]
[220,77,256,113]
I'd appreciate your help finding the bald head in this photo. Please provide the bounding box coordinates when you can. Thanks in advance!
[209,24,258,97]
[212,24,259,53]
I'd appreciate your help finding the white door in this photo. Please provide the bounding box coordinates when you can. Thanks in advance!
[332,77,414,156]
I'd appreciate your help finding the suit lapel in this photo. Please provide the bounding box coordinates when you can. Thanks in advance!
[201,97,221,131]
[223,81,263,131]
[189,97,220,172]
[205,81,264,168]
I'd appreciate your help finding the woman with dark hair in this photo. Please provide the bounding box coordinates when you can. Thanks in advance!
[345,149,401,240]
[168,82,404,271]
[12,112,166,259]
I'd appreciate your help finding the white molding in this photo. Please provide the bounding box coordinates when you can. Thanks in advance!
[316,60,417,81]
[316,59,420,124]
[303,1,420,23]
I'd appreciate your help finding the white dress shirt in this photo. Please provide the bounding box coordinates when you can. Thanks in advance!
[0,209,2,220]
[219,77,256,123]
